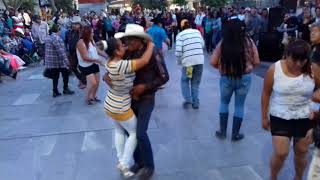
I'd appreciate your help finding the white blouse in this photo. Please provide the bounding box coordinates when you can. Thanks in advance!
[269,61,315,120]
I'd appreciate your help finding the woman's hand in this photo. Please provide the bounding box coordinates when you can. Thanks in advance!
[262,117,270,131]
[305,129,314,144]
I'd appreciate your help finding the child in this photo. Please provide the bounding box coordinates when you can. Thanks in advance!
[104,37,154,178]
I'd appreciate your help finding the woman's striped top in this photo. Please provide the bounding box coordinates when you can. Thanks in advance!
[104,60,137,121]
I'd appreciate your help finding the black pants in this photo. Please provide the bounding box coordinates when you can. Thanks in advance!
[167,33,173,48]
[173,28,178,43]
[131,96,155,169]
[205,32,213,53]
[51,68,70,93]
[69,52,86,85]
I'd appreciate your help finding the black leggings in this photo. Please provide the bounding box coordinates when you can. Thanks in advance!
[51,68,70,92]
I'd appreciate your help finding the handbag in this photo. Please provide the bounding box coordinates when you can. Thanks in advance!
[43,68,54,79]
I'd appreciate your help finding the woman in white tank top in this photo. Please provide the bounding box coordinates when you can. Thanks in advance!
[76,26,108,105]
[261,40,319,180]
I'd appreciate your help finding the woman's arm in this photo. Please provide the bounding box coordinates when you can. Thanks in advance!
[76,40,100,63]
[96,48,108,59]
[251,40,260,67]
[131,42,155,71]
[261,64,275,131]
[210,42,221,69]
[313,89,320,103]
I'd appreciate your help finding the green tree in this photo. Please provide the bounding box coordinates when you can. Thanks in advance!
[172,0,187,6]
[201,0,228,7]
[3,0,34,10]
[55,0,74,13]
[132,0,168,10]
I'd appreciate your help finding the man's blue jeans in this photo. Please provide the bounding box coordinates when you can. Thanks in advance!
[219,74,252,118]
[131,96,155,169]
[181,64,203,105]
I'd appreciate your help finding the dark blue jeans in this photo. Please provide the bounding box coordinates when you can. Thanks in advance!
[131,96,155,169]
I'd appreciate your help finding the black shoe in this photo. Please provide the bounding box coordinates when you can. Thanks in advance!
[137,167,154,180]
[183,102,192,109]
[11,71,17,79]
[63,88,75,95]
[130,164,142,174]
[215,130,227,139]
[192,103,199,109]
[232,134,244,141]
[215,113,228,140]
[231,117,244,141]
[53,91,62,98]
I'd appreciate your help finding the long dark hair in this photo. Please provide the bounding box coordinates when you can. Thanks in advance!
[220,19,251,79]
[81,26,94,49]
[284,40,312,77]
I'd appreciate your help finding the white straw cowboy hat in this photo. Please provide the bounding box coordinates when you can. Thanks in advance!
[122,24,151,41]
[114,32,125,39]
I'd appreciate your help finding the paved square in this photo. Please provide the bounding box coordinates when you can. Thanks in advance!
[0,51,311,180]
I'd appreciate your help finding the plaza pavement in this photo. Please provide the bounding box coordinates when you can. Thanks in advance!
[0,50,311,180]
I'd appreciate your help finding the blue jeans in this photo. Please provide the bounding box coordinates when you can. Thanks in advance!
[181,64,203,105]
[219,74,252,118]
[131,96,155,169]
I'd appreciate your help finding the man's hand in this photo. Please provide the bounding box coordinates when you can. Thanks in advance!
[131,84,146,100]
[103,72,112,87]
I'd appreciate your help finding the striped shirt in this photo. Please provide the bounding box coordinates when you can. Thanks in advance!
[104,60,137,121]
[175,29,205,67]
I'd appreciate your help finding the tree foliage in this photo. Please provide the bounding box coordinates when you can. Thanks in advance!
[3,0,34,10]
[132,0,168,10]
[201,0,228,7]
[172,0,187,6]
[55,0,74,13]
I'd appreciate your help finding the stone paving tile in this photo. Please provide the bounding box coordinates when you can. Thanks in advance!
[28,74,45,80]
[218,165,264,180]
[13,93,40,105]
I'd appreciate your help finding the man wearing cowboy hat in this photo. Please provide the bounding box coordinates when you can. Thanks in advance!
[105,24,169,179]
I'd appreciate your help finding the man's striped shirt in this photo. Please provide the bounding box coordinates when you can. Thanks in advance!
[175,29,205,67]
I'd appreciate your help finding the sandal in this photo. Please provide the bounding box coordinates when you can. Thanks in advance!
[86,99,95,105]
[117,163,125,172]
[78,84,86,89]
[93,97,102,103]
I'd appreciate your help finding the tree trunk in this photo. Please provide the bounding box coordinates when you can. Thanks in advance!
[33,0,40,15]
[49,0,57,13]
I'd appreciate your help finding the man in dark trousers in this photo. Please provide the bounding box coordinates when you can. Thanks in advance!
[104,25,169,179]
[65,19,86,89]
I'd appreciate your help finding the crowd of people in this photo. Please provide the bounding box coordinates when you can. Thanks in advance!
[1,2,320,180]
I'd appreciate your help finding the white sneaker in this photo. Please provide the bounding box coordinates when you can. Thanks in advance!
[122,168,135,179]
